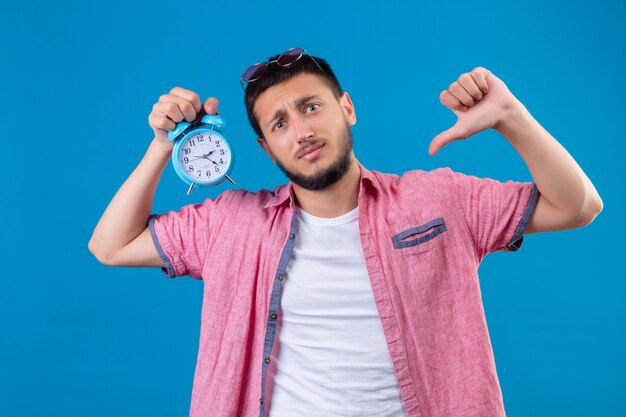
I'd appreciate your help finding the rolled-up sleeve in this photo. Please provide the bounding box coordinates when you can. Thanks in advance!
[148,198,215,279]
[442,168,540,259]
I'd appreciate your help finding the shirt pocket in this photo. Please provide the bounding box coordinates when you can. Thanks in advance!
[390,216,460,307]
[390,217,447,255]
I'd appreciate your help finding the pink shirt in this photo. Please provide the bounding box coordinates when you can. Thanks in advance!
[148,162,539,417]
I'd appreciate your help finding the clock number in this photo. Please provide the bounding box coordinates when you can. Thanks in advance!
[214,166,220,173]
[183,157,189,164]
[215,140,220,147]
[219,149,225,155]
[197,135,204,142]
[189,140,196,147]
[219,158,224,165]
[184,148,191,155]
[189,165,194,172]
[197,170,202,178]
[206,170,211,177]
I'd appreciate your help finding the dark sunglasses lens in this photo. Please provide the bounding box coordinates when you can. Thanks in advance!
[277,48,304,66]
[242,63,267,82]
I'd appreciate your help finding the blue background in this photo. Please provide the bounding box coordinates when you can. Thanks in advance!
[1,0,624,415]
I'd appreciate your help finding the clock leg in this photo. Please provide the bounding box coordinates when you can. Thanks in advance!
[186,183,195,196]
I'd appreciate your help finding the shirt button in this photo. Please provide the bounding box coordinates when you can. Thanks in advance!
[264,356,271,364]
[270,312,277,320]
[277,274,285,281]
[260,398,263,405]
[289,232,295,239]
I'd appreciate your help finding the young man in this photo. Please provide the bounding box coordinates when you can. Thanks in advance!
[88,48,603,417]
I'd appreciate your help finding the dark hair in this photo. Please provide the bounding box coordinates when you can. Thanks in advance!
[244,52,343,138]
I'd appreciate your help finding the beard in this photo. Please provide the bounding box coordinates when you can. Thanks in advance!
[274,123,354,191]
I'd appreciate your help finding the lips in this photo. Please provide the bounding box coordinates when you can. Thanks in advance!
[299,144,323,159]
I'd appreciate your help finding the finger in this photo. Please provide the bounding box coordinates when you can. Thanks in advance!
[195,97,219,121]
[169,87,201,113]
[428,137,442,156]
[470,67,489,94]
[159,94,197,122]
[203,97,219,115]
[440,90,468,112]
[428,124,467,156]
[149,113,176,131]
[448,81,475,107]
[458,73,484,103]
[153,101,185,123]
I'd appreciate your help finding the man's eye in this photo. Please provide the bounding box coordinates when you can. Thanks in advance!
[274,121,285,130]
[305,103,320,112]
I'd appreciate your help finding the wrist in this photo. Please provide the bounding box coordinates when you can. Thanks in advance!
[494,100,531,138]
[149,137,174,157]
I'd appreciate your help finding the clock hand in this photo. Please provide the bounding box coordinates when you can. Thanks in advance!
[190,151,215,161]
[198,158,222,169]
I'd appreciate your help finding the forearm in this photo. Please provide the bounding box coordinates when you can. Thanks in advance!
[496,102,603,220]
[88,138,171,259]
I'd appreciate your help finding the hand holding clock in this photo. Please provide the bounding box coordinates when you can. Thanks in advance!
[147,86,234,194]
[148,86,219,151]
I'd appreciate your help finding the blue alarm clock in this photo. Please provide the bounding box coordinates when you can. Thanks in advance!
[167,113,235,195]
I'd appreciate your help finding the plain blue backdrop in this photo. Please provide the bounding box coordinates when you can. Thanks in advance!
[1,0,624,416]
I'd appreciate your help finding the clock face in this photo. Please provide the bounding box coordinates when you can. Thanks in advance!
[178,131,232,182]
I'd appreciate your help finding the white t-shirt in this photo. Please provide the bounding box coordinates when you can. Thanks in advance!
[265,206,408,417]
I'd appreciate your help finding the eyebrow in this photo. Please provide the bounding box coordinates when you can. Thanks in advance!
[265,94,321,128]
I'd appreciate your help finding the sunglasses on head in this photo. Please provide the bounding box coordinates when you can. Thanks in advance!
[239,47,326,90]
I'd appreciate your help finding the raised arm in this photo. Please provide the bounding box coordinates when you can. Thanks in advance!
[428,67,603,233]
[88,88,218,267]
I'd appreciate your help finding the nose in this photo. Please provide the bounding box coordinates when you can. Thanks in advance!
[291,113,314,144]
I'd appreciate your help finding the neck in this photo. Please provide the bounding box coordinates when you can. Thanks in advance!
[292,156,361,218]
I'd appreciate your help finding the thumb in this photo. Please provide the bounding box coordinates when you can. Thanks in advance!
[195,97,219,121]
[203,97,219,114]
[428,124,467,156]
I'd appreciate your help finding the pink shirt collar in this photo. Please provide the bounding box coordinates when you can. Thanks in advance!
[263,160,377,209]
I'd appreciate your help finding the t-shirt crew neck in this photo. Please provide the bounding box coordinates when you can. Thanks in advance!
[297,205,359,226]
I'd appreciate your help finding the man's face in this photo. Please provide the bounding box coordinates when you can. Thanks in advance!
[254,72,357,190]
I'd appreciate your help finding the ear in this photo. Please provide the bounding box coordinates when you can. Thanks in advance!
[256,137,276,163]
[339,91,357,126]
